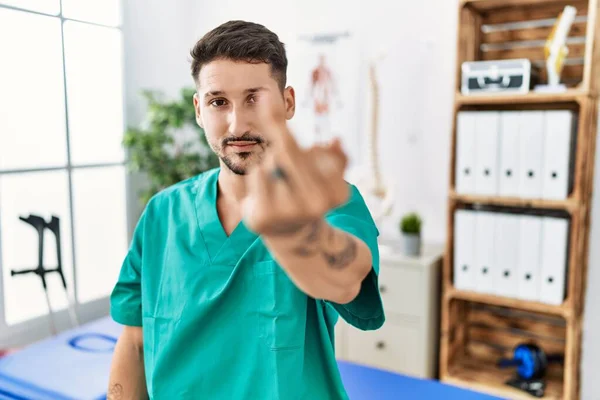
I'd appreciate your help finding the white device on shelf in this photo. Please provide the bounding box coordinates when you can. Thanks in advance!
[461,59,538,95]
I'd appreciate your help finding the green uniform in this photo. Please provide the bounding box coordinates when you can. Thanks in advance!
[110,168,385,399]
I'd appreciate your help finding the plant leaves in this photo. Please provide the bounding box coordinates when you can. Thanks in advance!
[123,87,220,208]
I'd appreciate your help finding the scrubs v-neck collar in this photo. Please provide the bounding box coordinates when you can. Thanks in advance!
[196,169,258,265]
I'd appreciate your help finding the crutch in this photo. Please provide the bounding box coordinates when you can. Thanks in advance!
[11,214,79,335]
[11,214,56,334]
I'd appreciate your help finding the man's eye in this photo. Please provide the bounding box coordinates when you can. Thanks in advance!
[210,99,227,107]
[247,95,257,104]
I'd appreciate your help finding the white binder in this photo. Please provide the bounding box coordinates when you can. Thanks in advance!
[453,209,476,291]
[474,211,496,294]
[493,213,519,298]
[540,217,569,305]
[474,112,500,196]
[542,111,575,200]
[499,111,521,197]
[517,215,542,301]
[455,112,476,194]
[518,111,545,198]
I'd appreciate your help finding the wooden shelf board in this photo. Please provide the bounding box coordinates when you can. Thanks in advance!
[444,355,563,400]
[461,0,587,13]
[455,89,588,106]
[450,191,579,212]
[446,288,568,317]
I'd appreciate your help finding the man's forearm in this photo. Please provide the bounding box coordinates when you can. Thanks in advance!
[263,219,372,303]
[108,330,148,400]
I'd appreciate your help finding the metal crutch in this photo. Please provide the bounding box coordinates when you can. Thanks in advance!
[11,214,80,335]
[11,214,57,335]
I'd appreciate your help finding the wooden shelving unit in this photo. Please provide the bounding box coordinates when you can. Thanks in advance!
[440,0,600,399]
[455,89,590,106]
[445,288,569,317]
[450,190,580,213]
[446,354,565,400]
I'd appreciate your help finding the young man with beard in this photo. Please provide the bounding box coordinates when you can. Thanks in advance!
[108,20,385,399]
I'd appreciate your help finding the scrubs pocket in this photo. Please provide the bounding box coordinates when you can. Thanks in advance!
[255,261,307,350]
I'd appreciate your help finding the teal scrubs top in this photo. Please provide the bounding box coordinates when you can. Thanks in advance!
[110,168,385,399]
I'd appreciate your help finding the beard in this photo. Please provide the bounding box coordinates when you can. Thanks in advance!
[220,152,253,175]
[212,132,267,175]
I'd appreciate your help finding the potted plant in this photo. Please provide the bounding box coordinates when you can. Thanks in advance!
[399,212,422,256]
[123,87,220,206]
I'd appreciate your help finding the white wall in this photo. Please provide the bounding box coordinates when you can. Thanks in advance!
[122,0,200,232]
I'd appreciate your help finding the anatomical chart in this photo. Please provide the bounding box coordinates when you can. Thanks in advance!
[287,32,362,167]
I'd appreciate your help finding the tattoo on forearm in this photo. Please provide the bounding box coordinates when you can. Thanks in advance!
[322,236,358,269]
[267,221,312,236]
[107,384,123,400]
[292,220,357,269]
[291,220,322,257]
[294,246,317,257]
[305,219,322,243]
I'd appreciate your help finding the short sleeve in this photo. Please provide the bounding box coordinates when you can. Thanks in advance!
[109,206,147,327]
[324,184,385,331]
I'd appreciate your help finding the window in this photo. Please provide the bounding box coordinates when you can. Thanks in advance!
[0,171,73,325]
[0,0,127,331]
[0,10,67,171]
[0,0,60,15]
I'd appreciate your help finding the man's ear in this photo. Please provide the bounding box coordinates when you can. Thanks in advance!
[193,92,204,128]
[284,86,296,120]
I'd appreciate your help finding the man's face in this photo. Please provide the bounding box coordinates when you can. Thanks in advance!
[193,59,295,175]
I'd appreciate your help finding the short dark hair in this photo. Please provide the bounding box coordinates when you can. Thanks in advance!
[190,20,288,91]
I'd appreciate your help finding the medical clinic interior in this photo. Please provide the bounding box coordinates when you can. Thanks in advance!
[1,0,600,399]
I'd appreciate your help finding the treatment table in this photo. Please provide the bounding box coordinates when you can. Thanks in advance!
[0,316,503,399]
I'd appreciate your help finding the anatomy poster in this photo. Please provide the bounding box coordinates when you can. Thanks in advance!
[287,32,363,167]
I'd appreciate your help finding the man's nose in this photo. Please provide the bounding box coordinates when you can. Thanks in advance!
[228,107,252,137]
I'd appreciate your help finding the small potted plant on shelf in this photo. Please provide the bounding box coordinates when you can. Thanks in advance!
[399,212,422,256]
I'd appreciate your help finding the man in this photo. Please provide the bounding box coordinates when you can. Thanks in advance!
[108,20,385,399]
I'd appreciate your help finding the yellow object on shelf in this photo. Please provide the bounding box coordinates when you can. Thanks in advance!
[542,5,578,88]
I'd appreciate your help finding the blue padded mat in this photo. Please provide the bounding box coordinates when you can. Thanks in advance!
[337,360,505,400]
[0,316,122,400]
[0,316,504,399]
